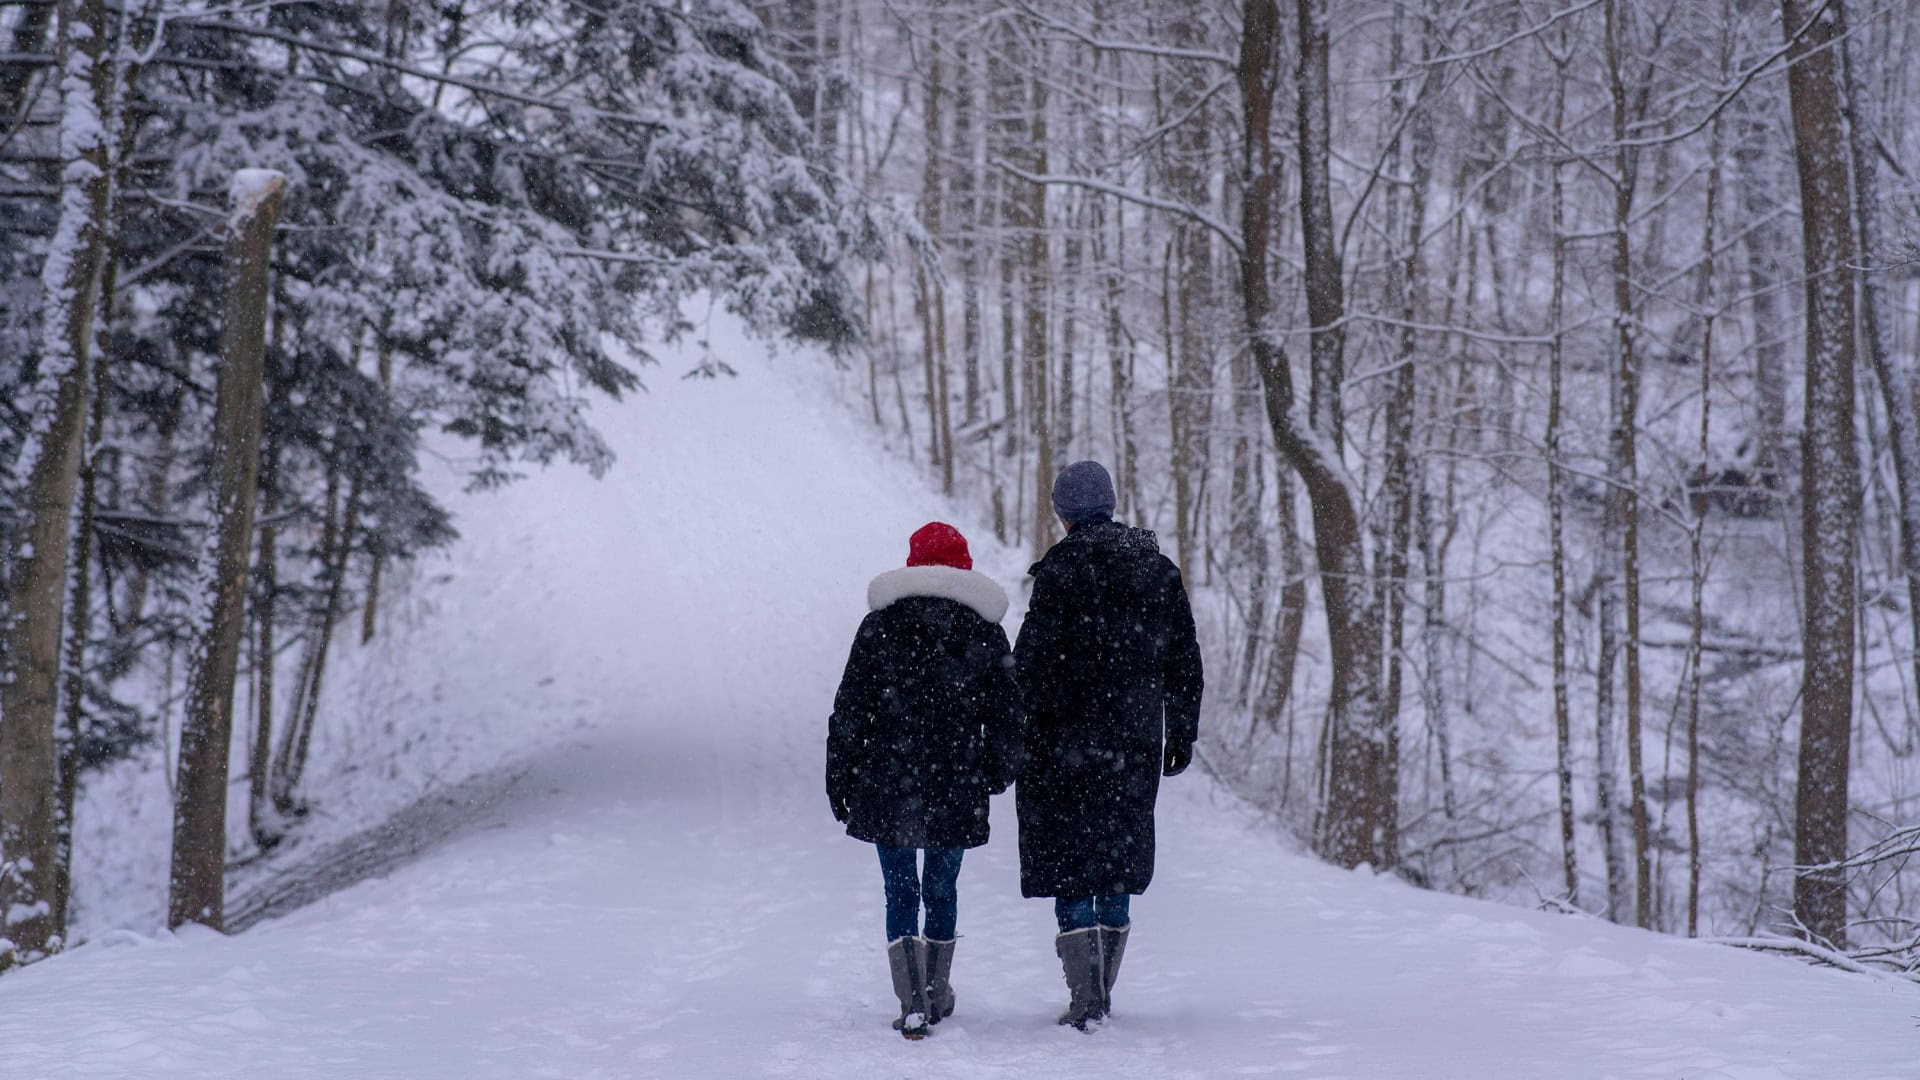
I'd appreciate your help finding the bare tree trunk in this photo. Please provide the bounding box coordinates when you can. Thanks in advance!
[1233,0,1382,868]
[1059,197,1079,457]
[249,316,285,850]
[276,479,358,817]
[1166,0,1214,581]
[1022,57,1054,561]
[286,464,339,748]
[250,502,282,844]
[1603,0,1654,930]
[360,331,393,645]
[0,0,113,967]
[1295,0,1346,453]
[1547,29,1579,906]
[1231,341,1268,707]
[930,40,955,499]
[1688,103,1726,939]
[916,53,945,473]
[169,172,285,932]
[1732,0,1791,459]
[51,14,146,922]
[864,268,882,426]
[990,24,1020,474]
[937,311,954,496]
[1296,0,1382,867]
[52,350,104,939]
[1102,203,1136,519]
[1781,0,1860,949]
[1373,1,1435,871]
[1841,25,1920,728]
[1264,466,1308,725]
[952,36,982,425]
[1416,459,1455,823]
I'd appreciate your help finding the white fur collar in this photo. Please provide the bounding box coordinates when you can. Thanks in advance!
[868,566,1009,624]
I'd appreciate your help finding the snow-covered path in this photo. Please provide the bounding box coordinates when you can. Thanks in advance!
[3,326,1916,1079]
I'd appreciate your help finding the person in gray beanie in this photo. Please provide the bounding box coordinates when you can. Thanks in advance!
[1050,459,1119,523]
[1013,460,1204,1030]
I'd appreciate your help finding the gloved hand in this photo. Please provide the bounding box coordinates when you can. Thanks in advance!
[1163,739,1193,777]
[830,792,851,823]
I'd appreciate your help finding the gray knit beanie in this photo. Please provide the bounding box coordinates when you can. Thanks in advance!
[1051,460,1117,525]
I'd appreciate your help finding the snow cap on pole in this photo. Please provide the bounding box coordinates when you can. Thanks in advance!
[228,169,288,226]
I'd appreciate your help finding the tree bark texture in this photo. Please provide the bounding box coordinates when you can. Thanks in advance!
[1733,0,1792,461]
[1547,30,1579,906]
[1841,27,1920,737]
[1022,59,1054,562]
[1780,0,1860,949]
[1603,0,1653,931]
[1294,0,1346,453]
[0,0,112,966]
[1168,0,1214,582]
[1239,0,1384,869]
[169,171,286,931]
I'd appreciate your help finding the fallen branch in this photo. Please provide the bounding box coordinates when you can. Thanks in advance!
[1707,934,1920,983]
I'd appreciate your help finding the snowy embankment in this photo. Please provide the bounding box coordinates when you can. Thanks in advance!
[4,318,1917,1078]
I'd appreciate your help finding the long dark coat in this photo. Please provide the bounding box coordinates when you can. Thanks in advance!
[827,566,1024,850]
[1013,519,1202,897]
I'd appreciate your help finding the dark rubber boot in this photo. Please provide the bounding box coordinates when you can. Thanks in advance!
[1054,928,1107,1031]
[1098,923,1129,1015]
[924,937,956,1023]
[887,937,930,1039]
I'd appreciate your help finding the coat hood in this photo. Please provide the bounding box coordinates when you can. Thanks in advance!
[868,565,1010,624]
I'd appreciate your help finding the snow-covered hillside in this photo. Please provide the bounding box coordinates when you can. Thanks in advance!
[5,321,1916,1079]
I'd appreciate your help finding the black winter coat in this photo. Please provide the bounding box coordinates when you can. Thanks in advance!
[1013,519,1202,897]
[827,566,1024,850]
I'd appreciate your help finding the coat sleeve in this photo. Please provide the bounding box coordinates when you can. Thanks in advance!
[1159,557,1204,749]
[827,613,883,819]
[1013,557,1070,731]
[979,622,1026,794]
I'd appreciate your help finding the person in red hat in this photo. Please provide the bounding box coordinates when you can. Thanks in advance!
[827,521,1023,1040]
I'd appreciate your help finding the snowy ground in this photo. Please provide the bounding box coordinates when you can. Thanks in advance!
[4,320,1918,1078]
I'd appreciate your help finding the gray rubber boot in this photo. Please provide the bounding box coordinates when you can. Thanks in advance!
[887,937,930,1039]
[924,938,956,1023]
[1054,928,1107,1031]
[1098,923,1129,1015]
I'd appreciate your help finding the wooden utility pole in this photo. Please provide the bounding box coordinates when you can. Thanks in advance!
[169,170,287,931]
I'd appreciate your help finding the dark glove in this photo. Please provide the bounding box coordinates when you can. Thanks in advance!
[1163,740,1193,777]
[830,792,851,823]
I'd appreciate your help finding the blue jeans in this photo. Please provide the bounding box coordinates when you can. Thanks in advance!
[877,846,964,941]
[1055,894,1130,933]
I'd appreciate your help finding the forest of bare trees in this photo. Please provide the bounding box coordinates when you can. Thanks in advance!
[2,0,1918,983]
[787,0,1920,963]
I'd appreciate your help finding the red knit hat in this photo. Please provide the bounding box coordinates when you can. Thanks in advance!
[907,521,972,570]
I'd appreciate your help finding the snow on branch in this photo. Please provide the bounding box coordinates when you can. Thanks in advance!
[994,162,1243,256]
[178,19,670,133]
[1011,2,1237,70]
[1422,0,1606,70]
[1707,935,1920,984]
[1598,0,1839,152]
